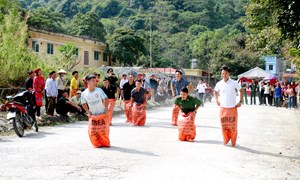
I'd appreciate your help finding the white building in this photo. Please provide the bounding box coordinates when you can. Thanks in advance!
[264,55,284,77]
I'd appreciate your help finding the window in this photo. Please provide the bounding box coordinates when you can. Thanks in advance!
[269,65,273,71]
[75,48,79,56]
[103,52,108,62]
[32,40,39,52]
[47,43,54,54]
[112,56,116,63]
[84,51,89,65]
[94,51,99,60]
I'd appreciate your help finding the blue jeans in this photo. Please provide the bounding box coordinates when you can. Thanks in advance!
[288,96,294,109]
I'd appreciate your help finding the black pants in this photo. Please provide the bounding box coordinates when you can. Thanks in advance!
[44,90,48,114]
[47,97,56,116]
[57,104,82,116]
[57,89,64,102]
[27,106,36,121]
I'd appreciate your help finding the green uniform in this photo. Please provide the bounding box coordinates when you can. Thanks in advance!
[174,96,201,114]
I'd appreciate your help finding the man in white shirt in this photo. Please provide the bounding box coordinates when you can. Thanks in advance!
[196,79,207,107]
[119,74,128,105]
[214,66,243,147]
[81,74,110,147]
[45,71,58,116]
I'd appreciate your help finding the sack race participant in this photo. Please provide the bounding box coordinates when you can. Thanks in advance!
[121,75,135,123]
[214,66,243,147]
[171,70,193,126]
[81,74,109,148]
[131,80,148,126]
[101,78,119,125]
[88,114,110,147]
[174,87,201,142]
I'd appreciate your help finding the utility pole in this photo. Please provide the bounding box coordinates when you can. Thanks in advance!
[149,17,152,69]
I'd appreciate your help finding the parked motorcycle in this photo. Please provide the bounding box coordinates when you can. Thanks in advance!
[5,90,38,137]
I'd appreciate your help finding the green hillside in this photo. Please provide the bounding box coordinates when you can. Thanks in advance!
[20,0,263,75]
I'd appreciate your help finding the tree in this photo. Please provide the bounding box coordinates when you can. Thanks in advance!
[245,0,300,69]
[70,12,106,42]
[0,8,48,87]
[56,43,80,72]
[27,8,65,33]
[107,28,147,66]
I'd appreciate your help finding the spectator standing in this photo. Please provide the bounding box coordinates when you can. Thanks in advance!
[70,71,79,98]
[45,71,58,116]
[149,74,158,102]
[274,83,282,107]
[106,68,118,87]
[264,82,271,106]
[56,69,68,101]
[285,84,295,109]
[249,79,257,105]
[25,70,36,121]
[33,68,45,118]
[119,74,128,105]
[196,79,206,107]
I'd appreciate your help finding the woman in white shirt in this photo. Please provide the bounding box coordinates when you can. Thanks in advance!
[263,82,270,105]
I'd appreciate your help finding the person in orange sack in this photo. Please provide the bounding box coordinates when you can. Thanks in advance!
[131,80,149,126]
[81,74,109,148]
[174,87,201,142]
[101,78,120,125]
[214,66,243,147]
[171,70,193,126]
[121,74,135,123]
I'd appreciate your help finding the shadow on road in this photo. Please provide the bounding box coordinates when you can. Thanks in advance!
[194,140,300,160]
[102,146,159,157]
[0,138,13,143]
[23,131,56,139]
[236,146,300,160]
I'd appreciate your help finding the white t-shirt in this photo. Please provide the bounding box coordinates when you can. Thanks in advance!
[196,83,207,93]
[214,78,241,108]
[81,87,107,115]
[263,85,270,94]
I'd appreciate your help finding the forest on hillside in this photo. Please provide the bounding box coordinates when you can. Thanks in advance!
[20,0,264,76]
[0,0,298,88]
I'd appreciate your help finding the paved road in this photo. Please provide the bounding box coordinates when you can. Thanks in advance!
[0,102,300,180]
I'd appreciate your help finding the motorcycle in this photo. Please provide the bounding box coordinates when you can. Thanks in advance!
[5,90,38,137]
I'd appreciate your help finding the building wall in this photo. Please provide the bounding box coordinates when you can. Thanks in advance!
[264,56,284,77]
[28,29,118,69]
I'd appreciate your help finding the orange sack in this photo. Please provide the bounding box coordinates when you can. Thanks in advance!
[132,103,146,126]
[220,107,238,146]
[88,114,110,148]
[107,99,116,125]
[124,100,133,123]
[172,106,180,126]
[178,112,196,142]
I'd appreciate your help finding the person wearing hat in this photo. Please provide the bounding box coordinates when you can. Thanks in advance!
[70,71,79,98]
[70,90,82,107]
[56,69,68,101]
[81,74,110,147]
[171,70,193,126]
[33,68,45,118]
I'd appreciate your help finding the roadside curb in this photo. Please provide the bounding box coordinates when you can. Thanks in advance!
[0,100,173,135]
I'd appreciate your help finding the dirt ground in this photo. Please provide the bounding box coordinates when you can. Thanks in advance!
[0,102,299,180]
